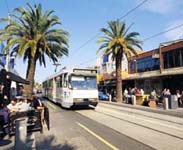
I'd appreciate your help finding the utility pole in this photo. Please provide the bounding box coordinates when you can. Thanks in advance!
[53,63,61,72]
[5,53,9,71]
[5,15,11,72]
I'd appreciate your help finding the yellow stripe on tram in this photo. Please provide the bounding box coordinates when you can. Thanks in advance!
[46,101,57,110]
[77,122,119,150]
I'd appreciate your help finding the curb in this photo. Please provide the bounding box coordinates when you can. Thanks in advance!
[99,101,183,118]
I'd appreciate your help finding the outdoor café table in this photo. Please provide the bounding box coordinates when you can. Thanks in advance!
[135,94,150,105]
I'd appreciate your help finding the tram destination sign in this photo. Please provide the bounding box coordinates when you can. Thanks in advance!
[73,68,97,74]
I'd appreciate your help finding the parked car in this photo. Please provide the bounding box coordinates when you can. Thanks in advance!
[98,92,109,100]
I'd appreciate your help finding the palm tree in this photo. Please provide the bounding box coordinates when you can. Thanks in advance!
[0,3,69,98]
[97,20,142,102]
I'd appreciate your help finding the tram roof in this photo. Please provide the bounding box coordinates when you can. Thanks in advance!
[43,67,97,81]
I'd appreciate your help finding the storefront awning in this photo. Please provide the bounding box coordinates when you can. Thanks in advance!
[7,71,29,84]
[0,69,29,84]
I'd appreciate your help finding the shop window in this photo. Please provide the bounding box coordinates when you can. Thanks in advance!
[163,48,183,69]
[181,48,183,66]
[129,60,136,73]
[137,57,160,72]
[174,49,181,67]
[103,54,109,63]
[163,53,168,69]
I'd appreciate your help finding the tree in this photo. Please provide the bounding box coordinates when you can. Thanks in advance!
[0,3,69,98]
[97,20,142,102]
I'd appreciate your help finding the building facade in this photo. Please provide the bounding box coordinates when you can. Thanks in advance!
[98,39,183,95]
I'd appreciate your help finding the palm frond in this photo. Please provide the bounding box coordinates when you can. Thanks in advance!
[97,19,142,64]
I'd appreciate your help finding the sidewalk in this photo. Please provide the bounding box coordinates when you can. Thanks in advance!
[99,100,183,118]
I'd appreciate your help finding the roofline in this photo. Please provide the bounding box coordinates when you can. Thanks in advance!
[43,67,97,82]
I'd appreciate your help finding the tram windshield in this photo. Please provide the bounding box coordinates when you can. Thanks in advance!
[70,75,97,89]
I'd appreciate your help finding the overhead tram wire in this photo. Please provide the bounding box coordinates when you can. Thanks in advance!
[73,0,149,67]
[79,56,99,66]
[71,0,149,56]
[143,23,183,42]
[5,0,10,14]
[118,0,148,21]
[79,23,183,66]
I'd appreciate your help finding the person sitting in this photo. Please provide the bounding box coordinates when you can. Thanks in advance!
[7,98,18,113]
[150,90,157,99]
[136,89,141,95]
[165,89,171,95]
[0,104,9,135]
[32,96,43,109]
[32,96,44,127]
[0,104,8,124]
[17,98,30,112]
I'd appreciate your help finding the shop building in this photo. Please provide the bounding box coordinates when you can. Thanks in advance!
[128,39,183,94]
[98,39,183,95]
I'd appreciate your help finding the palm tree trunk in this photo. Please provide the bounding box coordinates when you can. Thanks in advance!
[24,57,36,99]
[115,51,123,102]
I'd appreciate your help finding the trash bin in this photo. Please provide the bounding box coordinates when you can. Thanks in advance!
[131,95,136,105]
[163,97,169,110]
[169,95,178,109]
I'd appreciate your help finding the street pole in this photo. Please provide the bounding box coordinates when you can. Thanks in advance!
[5,15,11,72]
[5,53,9,71]
[53,63,61,72]
[159,44,163,74]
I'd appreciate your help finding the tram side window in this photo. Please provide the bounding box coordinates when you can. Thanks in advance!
[63,73,68,87]
[56,80,60,88]
[181,48,183,66]
[56,76,61,88]
[60,76,63,87]
[48,80,53,88]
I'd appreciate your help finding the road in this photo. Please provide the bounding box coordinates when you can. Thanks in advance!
[34,99,155,150]
[1,99,182,150]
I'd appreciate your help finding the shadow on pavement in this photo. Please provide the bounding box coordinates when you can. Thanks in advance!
[71,105,95,111]
[36,135,76,150]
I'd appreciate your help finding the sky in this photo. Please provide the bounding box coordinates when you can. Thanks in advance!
[0,0,183,83]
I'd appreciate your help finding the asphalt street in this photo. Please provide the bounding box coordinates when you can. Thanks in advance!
[1,99,182,150]
[34,100,154,150]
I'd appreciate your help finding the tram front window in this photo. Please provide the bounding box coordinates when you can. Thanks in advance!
[70,76,97,89]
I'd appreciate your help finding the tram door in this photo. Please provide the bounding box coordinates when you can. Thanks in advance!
[52,78,57,102]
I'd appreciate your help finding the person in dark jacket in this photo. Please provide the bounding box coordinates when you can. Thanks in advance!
[32,95,42,109]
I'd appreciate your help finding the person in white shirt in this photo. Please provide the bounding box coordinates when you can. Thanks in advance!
[140,89,144,95]
[17,99,30,112]
[7,99,18,113]
[123,89,128,102]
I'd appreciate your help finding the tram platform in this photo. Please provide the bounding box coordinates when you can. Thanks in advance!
[99,100,183,118]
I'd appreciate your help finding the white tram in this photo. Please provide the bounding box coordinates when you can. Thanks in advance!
[42,68,98,108]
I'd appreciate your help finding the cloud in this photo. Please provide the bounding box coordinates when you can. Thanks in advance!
[136,0,182,14]
[164,20,183,40]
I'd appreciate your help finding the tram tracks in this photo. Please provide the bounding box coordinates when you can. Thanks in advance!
[94,107,183,140]
[98,103,183,125]
[44,98,183,140]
